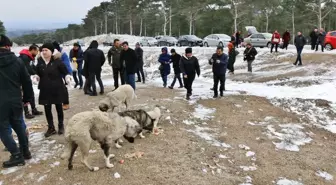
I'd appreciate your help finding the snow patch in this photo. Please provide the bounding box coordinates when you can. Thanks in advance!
[186,125,231,148]
[276,178,303,185]
[266,124,312,152]
[246,151,255,157]
[37,175,47,182]
[316,170,333,181]
[239,144,250,150]
[240,165,257,171]
[239,176,253,185]
[1,166,21,175]
[193,104,216,120]
[183,120,195,125]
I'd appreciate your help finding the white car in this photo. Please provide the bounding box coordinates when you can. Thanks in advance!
[139,37,158,47]
[203,34,231,47]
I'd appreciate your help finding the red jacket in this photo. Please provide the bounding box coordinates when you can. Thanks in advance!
[271,32,281,44]
[19,49,34,60]
[282,32,291,43]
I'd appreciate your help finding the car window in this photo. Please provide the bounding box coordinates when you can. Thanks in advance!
[330,32,336,36]
[250,34,258,38]
[257,34,265,39]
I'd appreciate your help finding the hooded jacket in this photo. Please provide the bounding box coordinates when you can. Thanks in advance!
[0,48,33,121]
[84,41,106,73]
[135,47,144,67]
[179,55,200,77]
[171,53,181,74]
[120,47,138,74]
[69,46,84,63]
[158,47,171,75]
[108,45,123,69]
[19,49,37,75]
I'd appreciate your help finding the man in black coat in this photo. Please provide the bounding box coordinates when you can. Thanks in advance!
[168,49,183,89]
[18,44,43,118]
[209,46,228,98]
[0,35,33,168]
[120,41,137,90]
[309,28,318,50]
[294,32,307,66]
[135,43,145,83]
[84,40,106,96]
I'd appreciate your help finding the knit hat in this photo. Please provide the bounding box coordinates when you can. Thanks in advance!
[217,46,223,51]
[73,42,80,47]
[0,35,13,47]
[136,42,140,46]
[185,47,192,54]
[170,49,176,53]
[52,41,61,52]
[41,43,55,54]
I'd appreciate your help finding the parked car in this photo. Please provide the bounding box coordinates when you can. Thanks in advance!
[177,35,203,47]
[139,37,158,47]
[103,42,113,47]
[155,35,165,40]
[243,33,272,48]
[157,36,178,46]
[324,31,336,50]
[203,34,231,47]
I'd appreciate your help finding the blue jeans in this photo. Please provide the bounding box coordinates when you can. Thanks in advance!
[73,62,83,87]
[294,47,303,65]
[0,112,28,154]
[161,72,168,86]
[126,74,136,90]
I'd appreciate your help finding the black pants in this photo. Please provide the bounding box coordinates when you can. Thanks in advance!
[183,73,195,95]
[83,76,91,94]
[311,41,316,50]
[89,72,104,93]
[73,62,83,87]
[23,92,37,114]
[271,44,279,53]
[44,104,63,129]
[315,42,324,52]
[213,75,225,96]
[283,42,289,50]
[136,65,145,82]
[170,73,183,87]
[294,47,303,65]
[227,61,235,73]
[63,86,69,105]
[113,68,125,89]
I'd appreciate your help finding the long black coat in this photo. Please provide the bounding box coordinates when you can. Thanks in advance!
[135,47,144,67]
[84,48,105,74]
[179,55,200,76]
[171,53,181,74]
[120,48,138,74]
[36,56,68,105]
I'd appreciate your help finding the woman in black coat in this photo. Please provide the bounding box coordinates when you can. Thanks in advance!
[33,43,70,137]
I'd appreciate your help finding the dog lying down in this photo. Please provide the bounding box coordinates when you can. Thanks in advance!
[115,106,162,148]
[61,111,142,171]
[99,84,136,112]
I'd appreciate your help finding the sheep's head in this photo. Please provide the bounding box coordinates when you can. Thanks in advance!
[99,95,119,112]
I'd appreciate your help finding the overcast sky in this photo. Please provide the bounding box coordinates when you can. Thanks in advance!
[3,0,106,30]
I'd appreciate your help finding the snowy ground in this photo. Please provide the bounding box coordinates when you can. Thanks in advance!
[2,37,336,184]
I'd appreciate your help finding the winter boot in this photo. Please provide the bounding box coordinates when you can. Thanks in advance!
[24,106,34,119]
[58,124,64,135]
[168,86,173,89]
[32,108,43,116]
[186,93,191,100]
[90,92,98,96]
[20,148,32,160]
[220,91,224,97]
[44,127,57,138]
[2,153,25,168]
[178,86,184,88]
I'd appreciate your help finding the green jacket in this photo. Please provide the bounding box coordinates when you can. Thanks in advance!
[107,45,123,69]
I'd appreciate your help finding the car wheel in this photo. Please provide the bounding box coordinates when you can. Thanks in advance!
[267,42,272,48]
[218,42,223,47]
[204,42,209,47]
[325,44,333,51]
[177,43,181,47]
[140,44,143,47]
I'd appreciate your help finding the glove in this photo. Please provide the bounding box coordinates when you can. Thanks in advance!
[216,60,220,63]
[209,59,214,64]
[65,75,73,85]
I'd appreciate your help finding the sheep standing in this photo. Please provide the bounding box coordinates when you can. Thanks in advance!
[99,84,136,112]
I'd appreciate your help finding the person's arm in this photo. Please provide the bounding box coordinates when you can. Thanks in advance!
[19,59,33,104]
[195,57,201,77]
[107,48,113,65]
[208,54,214,65]
[158,54,164,64]
[58,60,70,76]
[101,51,106,66]
[303,36,307,45]
[62,52,72,74]
[179,57,186,76]
[77,50,84,62]
[69,50,73,61]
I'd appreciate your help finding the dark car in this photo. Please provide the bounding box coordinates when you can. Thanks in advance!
[103,42,113,47]
[157,36,178,46]
[177,35,203,47]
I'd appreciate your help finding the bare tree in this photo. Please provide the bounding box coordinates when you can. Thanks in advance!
[303,0,335,29]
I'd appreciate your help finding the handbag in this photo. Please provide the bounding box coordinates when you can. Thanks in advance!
[158,64,164,71]
[71,62,78,72]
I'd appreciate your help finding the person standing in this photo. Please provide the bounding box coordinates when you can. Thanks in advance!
[293,32,306,66]
[227,41,236,74]
[282,30,291,50]
[158,47,171,88]
[235,31,241,48]
[309,28,318,50]
[52,41,72,110]
[0,35,33,168]
[243,43,258,72]
[18,44,43,118]
[135,43,145,83]
[108,39,124,89]
[316,28,326,52]
[271,30,281,53]
[84,40,106,96]
[83,45,92,95]
[179,48,200,100]
[168,49,183,89]
[209,47,228,98]
[69,43,84,89]
[32,43,70,137]
[120,42,137,90]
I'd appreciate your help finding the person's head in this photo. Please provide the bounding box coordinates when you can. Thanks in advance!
[246,43,252,48]
[161,47,167,54]
[320,28,324,32]
[52,41,61,52]
[122,41,129,50]
[298,32,302,36]
[274,30,278,33]
[0,35,13,50]
[216,46,223,55]
[29,44,39,57]
[185,47,192,57]
[135,42,140,48]
[89,40,99,49]
[114,39,120,47]
[171,49,176,55]
[314,28,318,32]
[73,43,80,50]
[41,43,55,59]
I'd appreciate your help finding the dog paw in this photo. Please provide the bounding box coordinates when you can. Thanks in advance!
[118,138,124,143]
[108,154,115,158]
[92,167,100,171]
[106,163,114,168]
[139,133,146,139]
[115,143,122,149]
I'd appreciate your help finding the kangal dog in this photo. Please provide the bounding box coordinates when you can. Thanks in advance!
[60,111,142,171]
[99,84,136,112]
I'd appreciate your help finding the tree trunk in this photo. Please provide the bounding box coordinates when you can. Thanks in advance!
[140,18,143,36]
[100,21,103,35]
[130,18,133,35]
[169,6,172,36]
[292,8,295,44]
[145,22,147,36]
[94,21,97,36]
[318,0,322,29]
[234,5,238,32]
[105,14,108,34]
[189,14,193,35]
[163,12,167,36]
[115,15,118,34]
[265,13,269,32]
